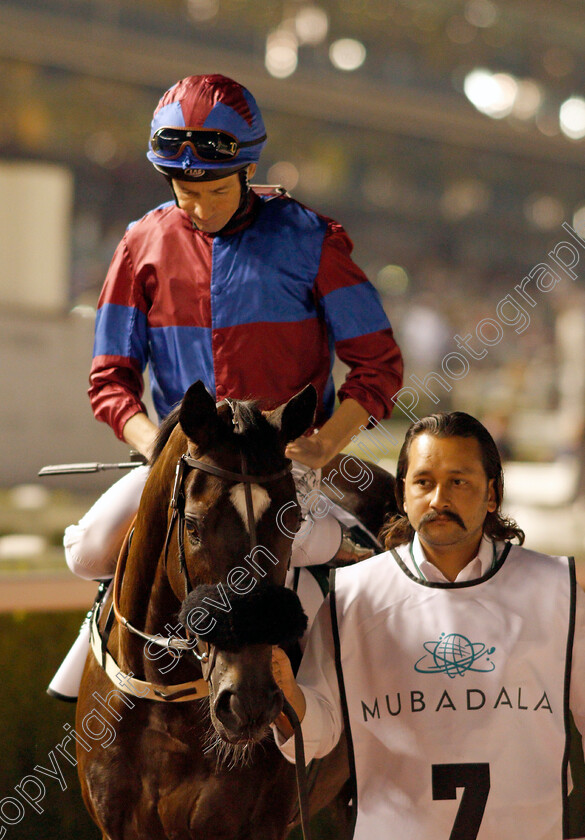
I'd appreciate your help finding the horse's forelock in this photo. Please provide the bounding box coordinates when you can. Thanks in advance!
[228,401,286,472]
[227,399,262,433]
[150,398,281,469]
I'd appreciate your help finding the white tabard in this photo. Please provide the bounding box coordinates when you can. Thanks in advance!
[330,543,576,840]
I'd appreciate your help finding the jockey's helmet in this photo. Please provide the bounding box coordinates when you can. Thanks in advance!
[147,74,267,182]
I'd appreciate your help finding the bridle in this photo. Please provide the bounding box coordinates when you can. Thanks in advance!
[99,400,312,839]
[111,398,292,666]
[163,414,292,599]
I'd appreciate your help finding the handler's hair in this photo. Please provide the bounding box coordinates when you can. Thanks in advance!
[380,411,525,549]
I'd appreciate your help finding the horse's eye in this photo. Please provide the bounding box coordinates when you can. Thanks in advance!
[185,515,201,545]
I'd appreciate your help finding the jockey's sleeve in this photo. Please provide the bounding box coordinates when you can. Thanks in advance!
[89,236,149,440]
[314,222,404,421]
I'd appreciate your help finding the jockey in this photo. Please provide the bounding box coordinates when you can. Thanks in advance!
[50,74,403,700]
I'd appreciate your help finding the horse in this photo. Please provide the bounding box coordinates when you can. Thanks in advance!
[75,381,396,840]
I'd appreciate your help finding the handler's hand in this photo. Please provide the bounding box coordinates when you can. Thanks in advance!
[271,646,307,734]
[272,646,297,698]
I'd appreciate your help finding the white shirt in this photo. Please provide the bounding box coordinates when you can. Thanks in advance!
[406,532,497,583]
[276,537,585,835]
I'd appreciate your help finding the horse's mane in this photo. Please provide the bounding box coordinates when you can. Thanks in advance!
[149,405,182,466]
[149,398,269,467]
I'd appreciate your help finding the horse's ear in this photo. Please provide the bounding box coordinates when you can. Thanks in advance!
[268,384,317,444]
[179,381,221,451]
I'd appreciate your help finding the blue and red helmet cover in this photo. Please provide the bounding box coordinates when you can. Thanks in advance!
[147,74,267,176]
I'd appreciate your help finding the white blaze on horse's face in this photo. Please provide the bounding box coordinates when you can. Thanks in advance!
[229,484,271,532]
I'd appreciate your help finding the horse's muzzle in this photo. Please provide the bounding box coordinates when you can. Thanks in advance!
[213,676,284,742]
[178,582,307,742]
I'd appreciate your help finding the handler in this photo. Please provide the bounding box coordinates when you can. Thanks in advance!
[272,411,585,840]
[64,73,403,582]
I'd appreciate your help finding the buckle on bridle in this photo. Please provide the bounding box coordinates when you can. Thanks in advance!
[170,457,187,510]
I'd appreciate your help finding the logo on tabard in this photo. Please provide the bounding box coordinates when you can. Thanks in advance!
[414,632,496,678]
[184,168,206,178]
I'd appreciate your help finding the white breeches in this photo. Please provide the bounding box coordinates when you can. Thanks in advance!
[64,462,342,580]
[63,465,149,580]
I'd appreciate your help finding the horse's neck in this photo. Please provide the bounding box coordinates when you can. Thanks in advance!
[118,548,187,682]
[116,467,178,677]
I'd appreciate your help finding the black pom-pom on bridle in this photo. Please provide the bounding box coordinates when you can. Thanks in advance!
[178,581,308,652]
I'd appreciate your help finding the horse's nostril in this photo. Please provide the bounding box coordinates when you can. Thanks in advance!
[214,688,239,727]
[214,685,284,734]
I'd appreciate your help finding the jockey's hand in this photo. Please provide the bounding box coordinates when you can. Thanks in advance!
[285,398,370,469]
[271,646,306,734]
[329,525,375,566]
[285,431,330,469]
[122,412,158,460]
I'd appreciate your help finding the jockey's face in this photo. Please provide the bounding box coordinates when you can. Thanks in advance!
[173,164,256,233]
[403,433,497,560]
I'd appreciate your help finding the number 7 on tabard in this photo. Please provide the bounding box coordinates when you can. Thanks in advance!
[432,763,491,840]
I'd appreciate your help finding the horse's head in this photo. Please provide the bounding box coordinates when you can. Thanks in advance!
[162,381,315,745]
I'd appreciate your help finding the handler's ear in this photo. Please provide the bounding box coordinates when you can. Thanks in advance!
[486,478,497,513]
[179,380,224,452]
[268,384,317,445]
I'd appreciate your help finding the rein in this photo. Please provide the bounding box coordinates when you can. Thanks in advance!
[90,526,209,702]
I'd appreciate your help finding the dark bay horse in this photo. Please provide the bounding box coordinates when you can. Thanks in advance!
[76,381,395,839]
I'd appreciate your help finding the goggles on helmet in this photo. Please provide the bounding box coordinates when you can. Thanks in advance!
[150,127,266,162]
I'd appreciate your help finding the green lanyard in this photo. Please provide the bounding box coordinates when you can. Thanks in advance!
[409,541,427,580]
[409,539,499,581]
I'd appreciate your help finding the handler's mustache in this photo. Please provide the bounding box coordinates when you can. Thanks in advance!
[420,510,466,530]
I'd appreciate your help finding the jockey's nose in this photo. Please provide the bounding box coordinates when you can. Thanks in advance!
[193,198,214,221]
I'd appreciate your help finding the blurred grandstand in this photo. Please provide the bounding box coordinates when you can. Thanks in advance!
[1,0,585,560]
